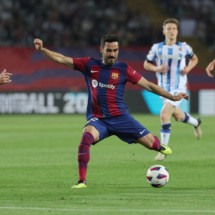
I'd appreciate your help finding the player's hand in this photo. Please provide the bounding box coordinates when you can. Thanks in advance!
[181,68,189,75]
[34,38,43,51]
[155,64,169,73]
[206,64,214,77]
[0,69,12,85]
[172,93,189,101]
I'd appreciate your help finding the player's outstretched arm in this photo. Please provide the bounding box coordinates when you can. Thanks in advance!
[137,77,189,101]
[206,59,215,77]
[0,69,12,85]
[33,38,74,68]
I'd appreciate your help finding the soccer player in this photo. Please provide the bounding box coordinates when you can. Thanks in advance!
[144,18,202,161]
[206,58,215,77]
[0,69,12,85]
[34,34,188,188]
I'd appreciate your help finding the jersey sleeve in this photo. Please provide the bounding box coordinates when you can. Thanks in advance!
[126,65,142,84]
[184,43,194,59]
[146,44,157,63]
[73,57,90,72]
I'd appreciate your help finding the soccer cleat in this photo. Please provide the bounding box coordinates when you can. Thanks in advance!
[194,118,202,139]
[155,152,166,161]
[159,144,172,155]
[71,180,87,189]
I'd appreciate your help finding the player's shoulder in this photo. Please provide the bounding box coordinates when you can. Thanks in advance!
[89,57,99,63]
[114,61,133,73]
[114,61,128,68]
[176,41,191,47]
[87,57,101,66]
[151,42,165,49]
[156,41,164,46]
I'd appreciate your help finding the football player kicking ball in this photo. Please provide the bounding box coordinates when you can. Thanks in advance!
[34,34,188,188]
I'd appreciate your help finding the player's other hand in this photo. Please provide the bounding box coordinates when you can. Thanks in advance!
[180,68,188,75]
[172,93,189,101]
[155,64,169,73]
[34,38,43,51]
[0,69,12,85]
[206,64,214,78]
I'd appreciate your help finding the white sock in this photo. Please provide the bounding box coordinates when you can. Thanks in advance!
[183,112,198,127]
[160,123,171,146]
[161,132,171,146]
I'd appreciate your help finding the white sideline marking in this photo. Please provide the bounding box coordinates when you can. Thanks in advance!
[0,206,215,213]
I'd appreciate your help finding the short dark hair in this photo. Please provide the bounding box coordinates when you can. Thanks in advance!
[100,34,119,47]
[163,18,179,28]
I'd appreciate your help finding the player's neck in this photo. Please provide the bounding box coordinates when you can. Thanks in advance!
[165,39,176,46]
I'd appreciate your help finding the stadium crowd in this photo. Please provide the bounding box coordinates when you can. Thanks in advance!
[0,0,154,47]
[0,0,214,50]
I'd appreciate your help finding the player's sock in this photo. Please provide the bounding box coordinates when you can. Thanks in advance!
[78,132,94,182]
[182,112,198,127]
[151,136,161,151]
[160,123,171,145]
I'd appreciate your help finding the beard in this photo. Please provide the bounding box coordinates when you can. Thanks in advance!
[103,57,116,65]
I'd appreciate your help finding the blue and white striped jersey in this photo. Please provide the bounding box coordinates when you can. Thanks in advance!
[146,41,194,93]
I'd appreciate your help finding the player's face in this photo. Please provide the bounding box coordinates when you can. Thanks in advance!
[163,23,178,42]
[100,42,119,65]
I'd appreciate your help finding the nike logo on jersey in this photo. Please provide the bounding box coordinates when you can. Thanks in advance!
[91,70,99,73]
[140,129,146,135]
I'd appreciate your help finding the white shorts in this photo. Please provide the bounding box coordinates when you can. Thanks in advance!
[161,89,186,107]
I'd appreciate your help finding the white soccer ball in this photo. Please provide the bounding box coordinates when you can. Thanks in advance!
[146,165,169,188]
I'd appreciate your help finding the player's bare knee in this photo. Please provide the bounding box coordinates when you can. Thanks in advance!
[160,113,170,122]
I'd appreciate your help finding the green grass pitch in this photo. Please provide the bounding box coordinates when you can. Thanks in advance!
[0,114,214,215]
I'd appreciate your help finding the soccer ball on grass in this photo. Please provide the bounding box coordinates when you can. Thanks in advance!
[146,165,169,188]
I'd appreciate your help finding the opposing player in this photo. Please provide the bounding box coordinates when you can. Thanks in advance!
[0,69,12,85]
[34,34,189,188]
[144,18,202,161]
[206,58,215,77]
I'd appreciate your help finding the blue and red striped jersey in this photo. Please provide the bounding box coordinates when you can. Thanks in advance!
[73,57,142,120]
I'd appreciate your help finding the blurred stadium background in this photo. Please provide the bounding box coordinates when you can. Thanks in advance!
[0,0,214,115]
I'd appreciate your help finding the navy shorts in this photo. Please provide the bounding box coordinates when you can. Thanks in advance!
[85,113,150,144]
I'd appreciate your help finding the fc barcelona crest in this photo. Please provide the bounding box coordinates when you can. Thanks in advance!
[111,72,119,80]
